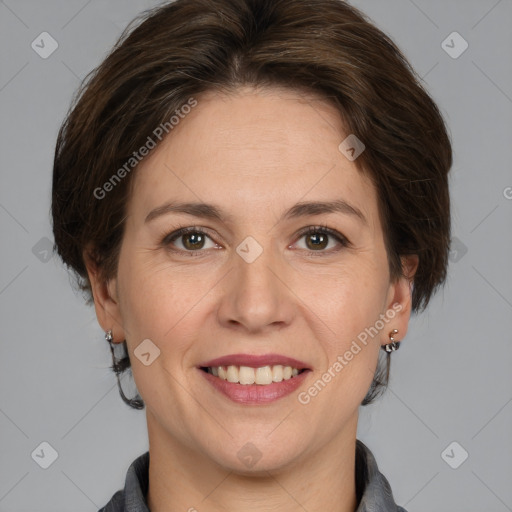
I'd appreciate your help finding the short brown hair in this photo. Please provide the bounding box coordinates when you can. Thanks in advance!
[52,0,452,408]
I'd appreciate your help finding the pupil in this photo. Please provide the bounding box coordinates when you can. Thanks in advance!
[308,233,327,250]
[184,233,204,250]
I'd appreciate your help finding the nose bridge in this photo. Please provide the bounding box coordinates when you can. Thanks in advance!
[218,233,293,331]
[235,234,281,299]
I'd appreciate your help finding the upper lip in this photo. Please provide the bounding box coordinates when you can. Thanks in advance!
[199,353,312,370]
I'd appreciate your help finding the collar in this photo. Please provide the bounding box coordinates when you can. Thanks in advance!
[99,439,407,512]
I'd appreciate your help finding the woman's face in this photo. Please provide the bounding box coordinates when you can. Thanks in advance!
[91,86,416,473]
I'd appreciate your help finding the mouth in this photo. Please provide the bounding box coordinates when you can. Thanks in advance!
[199,365,308,385]
[198,366,311,405]
[197,353,312,404]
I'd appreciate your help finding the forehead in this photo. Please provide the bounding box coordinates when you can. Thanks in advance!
[129,86,379,229]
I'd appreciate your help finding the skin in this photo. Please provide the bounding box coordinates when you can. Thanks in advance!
[86,86,418,512]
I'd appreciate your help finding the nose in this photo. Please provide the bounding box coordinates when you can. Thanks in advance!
[216,239,295,334]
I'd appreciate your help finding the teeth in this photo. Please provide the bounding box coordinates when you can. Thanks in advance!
[226,365,238,383]
[239,365,255,385]
[272,365,283,382]
[255,366,273,385]
[207,365,303,385]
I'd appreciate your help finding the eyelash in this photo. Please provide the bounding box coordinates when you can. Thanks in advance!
[160,223,350,258]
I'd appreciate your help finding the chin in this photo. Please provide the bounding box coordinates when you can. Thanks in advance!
[205,436,306,475]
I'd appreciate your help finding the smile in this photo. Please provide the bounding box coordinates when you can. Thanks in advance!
[199,365,312,405]
[200,365,306,385]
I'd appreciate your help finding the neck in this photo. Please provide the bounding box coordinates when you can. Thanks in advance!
[146,412,359,512]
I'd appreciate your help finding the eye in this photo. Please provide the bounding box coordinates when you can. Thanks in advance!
[161,224,350,257]
[162,226,218,255]
[293,225,350,254]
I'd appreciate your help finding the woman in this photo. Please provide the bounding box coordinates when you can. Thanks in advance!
[51,0,452,510]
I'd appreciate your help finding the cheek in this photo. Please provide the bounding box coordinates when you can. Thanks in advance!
[301,258,388,328]
[309,295,382,408]
[116,249,217,350]
[300,262,387,386]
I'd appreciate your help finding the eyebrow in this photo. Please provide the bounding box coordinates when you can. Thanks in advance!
[144,199,368,226]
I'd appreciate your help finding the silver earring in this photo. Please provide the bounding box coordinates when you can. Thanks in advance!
[381,329,401,352]
[103,330,144,409]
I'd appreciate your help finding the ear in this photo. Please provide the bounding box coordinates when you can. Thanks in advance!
[381,254,419,347]
[83,248,126,343]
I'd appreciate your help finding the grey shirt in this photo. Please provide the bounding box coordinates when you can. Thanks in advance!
[98,439,408,512]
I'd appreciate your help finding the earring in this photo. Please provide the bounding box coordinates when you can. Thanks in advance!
[105,329,123,374]
[104,329,144,409]
[381,329,401,353]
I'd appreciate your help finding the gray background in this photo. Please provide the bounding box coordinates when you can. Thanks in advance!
[1,0,511,511]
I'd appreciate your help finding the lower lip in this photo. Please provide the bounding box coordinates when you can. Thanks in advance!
[198,368,311,404]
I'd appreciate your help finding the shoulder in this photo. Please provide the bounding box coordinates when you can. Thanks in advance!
[97,452,150,512]
[98,489,124,512]
[355,439,408,512]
